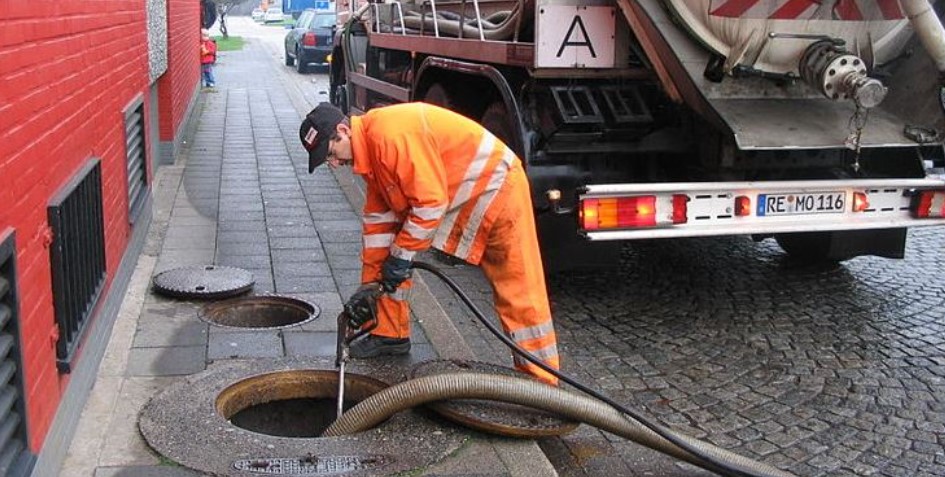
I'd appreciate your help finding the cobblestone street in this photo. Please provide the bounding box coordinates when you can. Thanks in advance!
[422,229,945,476]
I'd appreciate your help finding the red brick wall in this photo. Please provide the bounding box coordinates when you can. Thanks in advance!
[158,0,201,142]
[0,0,159,451]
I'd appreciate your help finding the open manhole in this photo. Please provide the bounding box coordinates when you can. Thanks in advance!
[152,265,254,299]
[139,358,466,476]
[411,359,579,438]
[200,295,319,329]
[217,370,387,437]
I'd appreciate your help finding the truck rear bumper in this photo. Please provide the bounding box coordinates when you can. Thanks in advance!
[579,178,945,240]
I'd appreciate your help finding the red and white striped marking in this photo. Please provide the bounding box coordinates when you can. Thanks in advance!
[710,0,904,20]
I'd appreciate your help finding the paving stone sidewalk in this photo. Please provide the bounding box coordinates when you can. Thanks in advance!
[59,36,556,477]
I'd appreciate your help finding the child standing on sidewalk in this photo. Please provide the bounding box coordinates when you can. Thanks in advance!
[200,29,217,88]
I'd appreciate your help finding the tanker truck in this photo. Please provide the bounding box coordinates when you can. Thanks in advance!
[327,0,945,265]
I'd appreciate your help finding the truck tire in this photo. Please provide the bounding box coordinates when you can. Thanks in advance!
[285,48,295,66]
[422,83,453,109]
[480,101,513,148]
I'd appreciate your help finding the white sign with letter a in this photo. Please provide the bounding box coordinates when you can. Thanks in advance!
[537,5,615,68]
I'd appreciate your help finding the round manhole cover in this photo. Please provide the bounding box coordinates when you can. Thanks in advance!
[199,295,320,329]
[410,359,579,438]
[152,265,254,299]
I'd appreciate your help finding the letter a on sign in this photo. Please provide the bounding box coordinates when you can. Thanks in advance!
[556,16,595,58]
[537,5,615,68]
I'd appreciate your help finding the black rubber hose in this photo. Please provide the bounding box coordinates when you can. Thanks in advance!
[406,261,792,477]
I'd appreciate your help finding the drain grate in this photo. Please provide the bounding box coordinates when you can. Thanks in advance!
[151,265,254,299]
[232,455,390,475]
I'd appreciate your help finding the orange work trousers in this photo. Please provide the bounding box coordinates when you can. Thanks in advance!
[371,164,560,385]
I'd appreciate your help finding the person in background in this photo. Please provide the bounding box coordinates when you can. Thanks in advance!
[298,102,560,385]
[200,29,217,88]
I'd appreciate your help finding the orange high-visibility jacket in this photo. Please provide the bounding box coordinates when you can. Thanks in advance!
[350,102,519,281]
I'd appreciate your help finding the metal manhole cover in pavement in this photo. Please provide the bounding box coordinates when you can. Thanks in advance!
[152,265,254,299]
[410,359,579,438]
[233,455,391,475]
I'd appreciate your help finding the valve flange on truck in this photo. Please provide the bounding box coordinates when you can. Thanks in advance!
[328,0,945,265]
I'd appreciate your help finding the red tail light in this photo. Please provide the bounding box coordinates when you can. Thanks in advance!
[672,194,688,223]
[303,32,316,46]
[734,196,751,216]
[580,196,657,230]
[913,190,945,218]
[852,192,869,212]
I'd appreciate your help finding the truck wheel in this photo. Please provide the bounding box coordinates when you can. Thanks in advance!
[422,83,452,109]
[775,232,837,264]
[480,101,513,148]
[285,48,295,66]
[296,48,307,74]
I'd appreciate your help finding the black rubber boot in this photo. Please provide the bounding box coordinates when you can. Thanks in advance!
[349,335,411,359]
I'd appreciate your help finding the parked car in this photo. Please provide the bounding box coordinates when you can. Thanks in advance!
[263,7,284,23]
[251,8,265,22]
[284,9,336,74]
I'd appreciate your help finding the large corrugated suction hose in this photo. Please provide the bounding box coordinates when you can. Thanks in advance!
[323,372,793,477]
[329,261,793,476]
[400,5,521,40]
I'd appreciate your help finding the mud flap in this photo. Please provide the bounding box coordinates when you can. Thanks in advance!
[775,228,907,262]
[537,215,622,273]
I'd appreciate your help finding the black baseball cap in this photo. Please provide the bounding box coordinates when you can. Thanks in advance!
[299,102,347,173]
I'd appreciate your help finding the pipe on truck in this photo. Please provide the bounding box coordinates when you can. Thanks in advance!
[902,0,945,75]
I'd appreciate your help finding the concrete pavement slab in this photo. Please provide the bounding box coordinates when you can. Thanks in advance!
[64,21,559,477]
[126,346,207,376]
[207,331,283,359]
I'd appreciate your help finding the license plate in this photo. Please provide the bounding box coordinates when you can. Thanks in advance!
[757,191,846,216]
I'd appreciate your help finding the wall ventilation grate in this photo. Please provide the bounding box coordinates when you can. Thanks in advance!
[124,96,149,223]
[48,160,106,373]
[0,230,36,476]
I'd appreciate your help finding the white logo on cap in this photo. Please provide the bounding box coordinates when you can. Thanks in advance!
[304,127,318,147]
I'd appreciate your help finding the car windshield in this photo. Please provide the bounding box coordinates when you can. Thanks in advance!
[312,14,336,28]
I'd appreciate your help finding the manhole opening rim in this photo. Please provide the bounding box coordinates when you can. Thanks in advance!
[198,294,321,330]
[138,358,467,476]
[215,369,390,421]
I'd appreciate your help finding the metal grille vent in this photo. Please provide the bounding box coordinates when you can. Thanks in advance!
[0,231,35,476]
[124,97,149,222]
[48,160,106,373]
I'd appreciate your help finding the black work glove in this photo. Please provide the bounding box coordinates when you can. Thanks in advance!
[344,285,380,329]
[380,256,412,293]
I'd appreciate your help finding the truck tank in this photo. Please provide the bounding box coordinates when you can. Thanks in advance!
[626,0,945,149]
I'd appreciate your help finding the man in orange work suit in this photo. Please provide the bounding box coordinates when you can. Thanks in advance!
[298,102,559,385]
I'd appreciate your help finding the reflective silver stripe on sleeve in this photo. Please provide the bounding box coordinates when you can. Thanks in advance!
[387,287,409,301]
[402,219,436,241]
[363,211,398,224]
[412,205,446,221]
[390,244,417,261]
[509,321,556,343]
[453,148,513,259]
[432,133,496,249]
[363,233,394,249]
[512,343,559,364]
